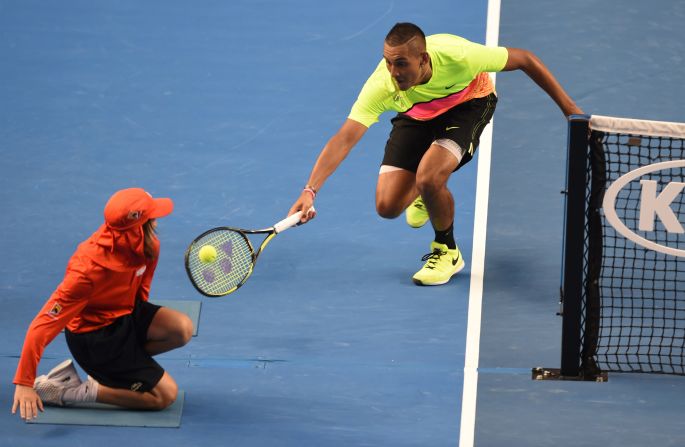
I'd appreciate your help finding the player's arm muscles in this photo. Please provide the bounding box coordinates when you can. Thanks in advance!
[308,118,367,191]
[290,118,368,220]
[502,47,583,117]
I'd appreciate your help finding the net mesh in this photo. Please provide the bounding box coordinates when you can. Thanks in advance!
[186,229,254,296]
[584,118,685,375]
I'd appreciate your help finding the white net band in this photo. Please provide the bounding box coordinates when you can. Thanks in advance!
[590,114,685,139]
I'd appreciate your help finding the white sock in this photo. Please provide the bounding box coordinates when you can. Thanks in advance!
[62,378,99,404]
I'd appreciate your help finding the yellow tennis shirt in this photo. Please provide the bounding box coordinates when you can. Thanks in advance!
[348,34,509,127]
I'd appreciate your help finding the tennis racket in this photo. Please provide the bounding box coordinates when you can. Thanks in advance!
[184,210,309,297]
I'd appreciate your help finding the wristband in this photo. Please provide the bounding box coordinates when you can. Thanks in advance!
[303,187,317,199]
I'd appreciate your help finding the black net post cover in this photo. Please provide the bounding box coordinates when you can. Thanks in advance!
[557,114,685,379]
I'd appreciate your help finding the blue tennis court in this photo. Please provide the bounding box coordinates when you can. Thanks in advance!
[1,0,683,446]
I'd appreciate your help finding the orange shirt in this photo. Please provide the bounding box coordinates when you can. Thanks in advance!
[13,243,159,387]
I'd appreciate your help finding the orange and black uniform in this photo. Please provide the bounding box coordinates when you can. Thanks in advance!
[13,188,173,392]
[13,249,159,387]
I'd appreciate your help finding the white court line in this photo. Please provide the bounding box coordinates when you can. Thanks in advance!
[458,0,501,445]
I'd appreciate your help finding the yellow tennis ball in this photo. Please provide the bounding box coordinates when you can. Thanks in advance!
[198,245,218,263]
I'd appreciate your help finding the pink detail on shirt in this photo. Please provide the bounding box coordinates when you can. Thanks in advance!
[404,73,495,121]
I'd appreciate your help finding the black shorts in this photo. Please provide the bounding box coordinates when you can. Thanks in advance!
[382,93,497,173]
[65,300,163,392]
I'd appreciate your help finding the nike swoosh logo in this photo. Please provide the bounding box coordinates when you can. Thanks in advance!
[445,84,456,89]
[446,126,459,131]
[452,254,461,266]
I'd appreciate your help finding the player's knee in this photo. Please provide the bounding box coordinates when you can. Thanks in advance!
[167,314,193,347]
[375,198,402,219]
[157,391,177,410]
[152,380,178,410]
[415,174,443,197]
[177,315,193,346]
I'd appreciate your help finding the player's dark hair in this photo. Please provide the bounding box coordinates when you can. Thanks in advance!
[385,22,426,47]
[143,219,158,259]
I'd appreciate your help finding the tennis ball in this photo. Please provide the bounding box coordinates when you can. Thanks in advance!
[198,245,218,263]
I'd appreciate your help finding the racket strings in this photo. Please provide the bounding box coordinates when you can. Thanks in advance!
[187,230,253,295]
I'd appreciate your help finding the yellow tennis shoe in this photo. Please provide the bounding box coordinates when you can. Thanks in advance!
[412,241,465,286]
[405,196,430,228]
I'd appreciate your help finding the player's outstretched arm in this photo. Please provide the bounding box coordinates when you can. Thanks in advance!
[289,118,367,222]
[12,384,44,420]
[503,47,583,117]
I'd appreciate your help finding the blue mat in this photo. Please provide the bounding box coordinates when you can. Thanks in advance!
[27,391,184,427]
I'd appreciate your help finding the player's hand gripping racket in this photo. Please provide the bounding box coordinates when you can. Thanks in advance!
[184,210,310,297]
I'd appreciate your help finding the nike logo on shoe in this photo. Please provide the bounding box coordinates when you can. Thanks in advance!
[445,126,459,131]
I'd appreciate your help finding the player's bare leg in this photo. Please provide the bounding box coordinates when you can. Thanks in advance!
[96,371,178,410]
[415,143,459,231]
[412,143,465,285]
[375,167,417,218]
[145,307,194,356]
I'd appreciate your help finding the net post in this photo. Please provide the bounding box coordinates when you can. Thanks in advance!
[559,114,591,378]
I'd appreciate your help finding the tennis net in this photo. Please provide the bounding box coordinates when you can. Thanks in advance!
[559,114,685,379]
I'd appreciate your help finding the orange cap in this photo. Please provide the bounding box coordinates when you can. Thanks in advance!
[104,188,174,231]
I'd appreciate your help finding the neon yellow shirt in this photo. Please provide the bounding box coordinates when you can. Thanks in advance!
[348,34,509,127]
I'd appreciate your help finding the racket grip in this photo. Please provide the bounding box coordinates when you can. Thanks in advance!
[274,211,303,234]
[274,208,314,233]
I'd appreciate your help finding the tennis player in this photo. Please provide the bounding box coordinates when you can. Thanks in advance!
[288,22,583,285]
[12,188,193,420]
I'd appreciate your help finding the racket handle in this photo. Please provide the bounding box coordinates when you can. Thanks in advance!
[274,208,314,234]
[274,212,303,234]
